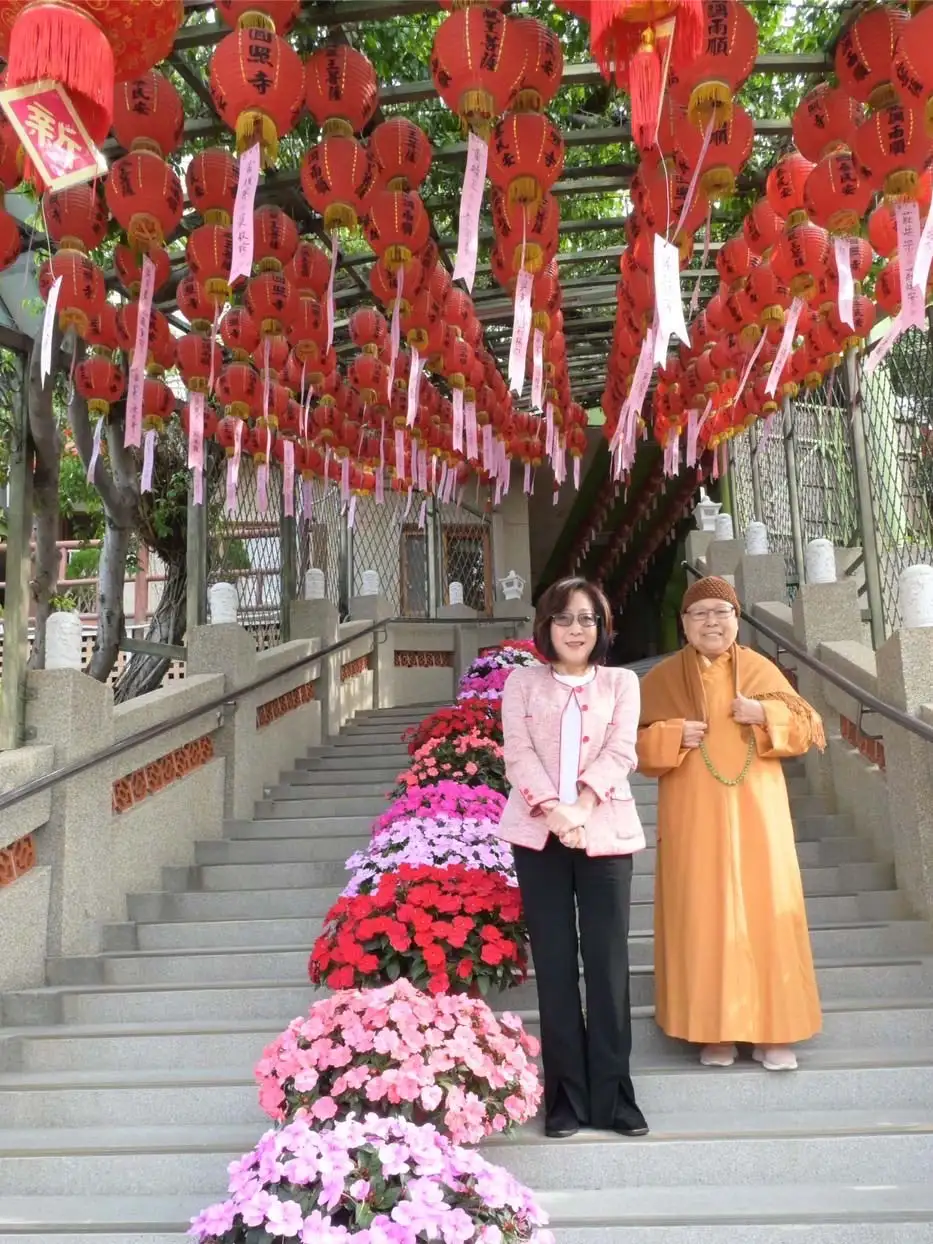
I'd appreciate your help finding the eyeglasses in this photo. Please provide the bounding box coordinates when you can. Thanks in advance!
[552,611,598,628]
[684,607,736,622]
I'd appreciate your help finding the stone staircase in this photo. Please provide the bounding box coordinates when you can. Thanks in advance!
[1,701,933,1242]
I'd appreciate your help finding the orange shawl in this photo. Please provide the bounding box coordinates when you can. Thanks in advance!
[639,644,826,752]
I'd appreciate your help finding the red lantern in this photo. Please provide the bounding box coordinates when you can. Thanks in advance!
[38,252,105,337]
[430,8,525,133]
[512,16,564,113]
[492,192,559,276]
[244,271,298,338]
[217,361,260,419]
[401,290,444,356]
[349,308,388,353]
[0,0,183,148]
[868,203,899,259]
[187,225,234,303]
[0,116,22,192]
[209,25,305,165]
[804,153,872,236]
[287,298,327,363]
[114,244,171,299]
[142,376,175,433]
[43,185,108,254]
[792,84,864,163]
[0,211,20,273]
[853,102,933,200]
[106,152,184,250]
[835,6,906,110]
[221,307,261,360]
[75,354,125,419]
[177,333,222,395]
[112,70,184,157]
[766,152,814,221]
[177,275,217,332]
[217,0,301,33]
[744,198,783,255]
[186,149,239,226]
[371,119,433,192]
[305,45,379,137]
[669,1,758,129]
[253,204,300,272]
[676,104,755,202]
[287,241,332,300]
[301,136,378,234]
[116,304,172,362]
[181,401,220,443]
[488,113,565,206]
[365,190,431,270]
[348,353,389,406]
[252,335,290,380]
[85,303,120,352]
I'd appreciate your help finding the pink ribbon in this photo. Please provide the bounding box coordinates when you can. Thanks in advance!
[531,329,545,411]
[257,462,269,514]
[508,268,534,396]
[766,297,804,397]
[283,439,295,517]
[230,142,261,285]
[188,391,205,507]
[406,347,423,427]
[375,465,385,504]
[40,274,63,387]
[226,418,244,515]
[388,265,403,396]
[864,310,905,377]
[404,486,413,519]
[301,479,313,520]
[482,423,494,471]
[141,428,156,493]
[326,233,339,354]
[676,117,715,240]
[573,456,581,490]
[896,200,926,330]
[348,494,357,529]
[125,255,155,448]
[418,499,427,529]
[87,417,102,484]
[452,388,464,453]
[262,336,271,422]
[395,428,406,480]
[340,455,350,503]
[452,131,488,293]
[735,331,767,406]
[194,468,204,507]
[545,402,554,460]
[465,400,478,461]
[686,407,699,467]
[834,236,855,331]
[209,302,221,394]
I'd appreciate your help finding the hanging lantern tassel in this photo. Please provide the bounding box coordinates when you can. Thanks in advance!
[188,392,206,507]
[141,428,157,494]
[452,131,488,293]
[283,440,295,518]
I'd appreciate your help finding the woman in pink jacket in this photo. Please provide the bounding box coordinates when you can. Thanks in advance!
[498,577,648,1140]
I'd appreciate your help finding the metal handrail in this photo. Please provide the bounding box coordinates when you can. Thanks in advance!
[682,561,933,746]
[0,614,529,815]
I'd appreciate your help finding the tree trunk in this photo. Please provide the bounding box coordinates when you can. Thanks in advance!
[86,515,130,681]
[113,552,186,703]
[26,331,62,670]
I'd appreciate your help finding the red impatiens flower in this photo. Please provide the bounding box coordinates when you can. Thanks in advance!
[309,865,528,997]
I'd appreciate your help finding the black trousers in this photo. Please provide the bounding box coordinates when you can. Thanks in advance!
[513,837,644,1130]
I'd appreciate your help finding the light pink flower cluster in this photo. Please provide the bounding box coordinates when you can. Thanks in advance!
[344,814,515,896]
[254,979,541,1147]
[375,783,507,834]
[190,1113,554,1244]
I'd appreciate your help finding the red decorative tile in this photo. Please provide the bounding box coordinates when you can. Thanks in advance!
[0,834,36,887]
[112,734,217,815]
[256,679,315,728]
[394,650,453,668]
[340,656,372,682]
[840,715,886,771]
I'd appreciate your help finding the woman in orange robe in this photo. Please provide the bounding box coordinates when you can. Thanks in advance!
[637,576,824,1071]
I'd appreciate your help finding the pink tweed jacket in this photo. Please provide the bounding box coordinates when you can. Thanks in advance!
[497,663,646,857]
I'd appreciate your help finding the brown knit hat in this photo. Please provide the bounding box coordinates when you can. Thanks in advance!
[681,576,741,617]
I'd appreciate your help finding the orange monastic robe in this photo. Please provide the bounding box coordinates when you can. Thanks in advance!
[637,650,823,1045]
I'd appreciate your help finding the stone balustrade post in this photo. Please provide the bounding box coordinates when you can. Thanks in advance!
[186,623,258,820]
[684,529,714,571]
[348,594,394,709]
[876,628,933,919]
[290,599,340,738]
[735,552,788,650]
[706,537,745,579]
[791,578,863,805]
[24,669,114,957]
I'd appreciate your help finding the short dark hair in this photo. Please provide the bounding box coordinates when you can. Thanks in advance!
[533,577,613,665]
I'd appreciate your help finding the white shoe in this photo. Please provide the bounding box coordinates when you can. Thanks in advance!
[753,1045,798,1071]
[700,1043,738,1067]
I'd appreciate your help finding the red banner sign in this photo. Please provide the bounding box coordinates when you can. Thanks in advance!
[0,80,107,191]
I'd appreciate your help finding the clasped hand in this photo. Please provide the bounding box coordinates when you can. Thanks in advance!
[682,695,765,748]
[544,792,595,849]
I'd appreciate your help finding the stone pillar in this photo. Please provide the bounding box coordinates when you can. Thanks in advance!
[876,629,933,919]
[25,669,114,956]
[685,530,714,570]
[290,599,340,737]
[791,580,863,804]
[706,538,745,578]
[490,484,532,598]
[187,623,258,820]
[349,594,393,709]
[735,552,788,650]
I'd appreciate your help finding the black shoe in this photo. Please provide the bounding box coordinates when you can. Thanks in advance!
[613,1120,649,1137]
[545,1088,582,1138]
[612,1106,649,1137]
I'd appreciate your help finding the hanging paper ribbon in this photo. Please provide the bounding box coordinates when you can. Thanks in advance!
[689,206,713,320]
[766,296,804,397]
[394,427,406,480]
[125,255,155,449]
[324,444,332,490]
[348,494,357,529]
[188,391,205,507]
[465,399,478,461]
[452,131,487,292]
[283,439,295,518]
[229,142,261,286]
[654,234,690,366]
[404,486,414,520]
[686,407,700,467]
[387,266,403,397]
[913,202,933,297]
[209,302,221,395]
[895,201,925,330]
[262,336,271,422]
[301,478,313,521]
[482,422,494,471]
[545,402,554,460]
[834,236,855,331]
[87,417,103,485]
[226,418,244,515]
[677,118,715,239]
[418,499,427,529]
[375,465,385,504]
[141,428,157,493]
[734,331,767,406]
[429,453,437,494]
[40,275,62,387]
[573,456,581,490]
[257,462,269,514]
[406,347,423,427]
[864,310,905,377]
[340,455,351,503]
[531,329,545,411]
[523,462,532,494]
[452,388,464,454]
